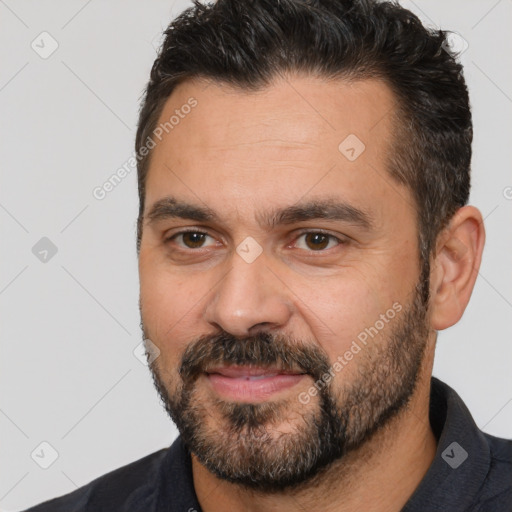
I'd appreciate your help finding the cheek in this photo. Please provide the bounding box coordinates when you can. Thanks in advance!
[291,268,403,361]
[139,258,209,362]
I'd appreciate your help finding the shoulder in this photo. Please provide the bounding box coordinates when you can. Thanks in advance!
[21,448,169,512]
[474,433,512,511]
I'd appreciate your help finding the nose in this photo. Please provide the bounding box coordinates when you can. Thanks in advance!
[204,249,293,337]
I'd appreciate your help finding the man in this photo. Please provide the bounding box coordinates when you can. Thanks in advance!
[24,0,511,510]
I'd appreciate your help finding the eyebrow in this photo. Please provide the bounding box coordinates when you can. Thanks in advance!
[146,197,216,224]
[261,199,374,230]
[146,196,374,231]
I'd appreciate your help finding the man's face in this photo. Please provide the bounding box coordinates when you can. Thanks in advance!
[138,75,432,490]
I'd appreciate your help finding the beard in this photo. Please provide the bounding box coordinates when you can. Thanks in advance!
[141,279,430,492]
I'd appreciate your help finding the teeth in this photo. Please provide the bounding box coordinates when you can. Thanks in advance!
[245,374,278,380]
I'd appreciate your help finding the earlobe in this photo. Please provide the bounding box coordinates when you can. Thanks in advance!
[429,206,486,330]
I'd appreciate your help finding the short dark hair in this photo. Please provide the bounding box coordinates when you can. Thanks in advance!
[135,0,472,304]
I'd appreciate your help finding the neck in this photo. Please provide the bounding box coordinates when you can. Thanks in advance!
[192,360,437,512]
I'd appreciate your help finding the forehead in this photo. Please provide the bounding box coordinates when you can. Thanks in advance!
[154,74,396,153]
[144,74,412,228]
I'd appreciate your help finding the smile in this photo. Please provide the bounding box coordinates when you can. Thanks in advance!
[204,365,307,402]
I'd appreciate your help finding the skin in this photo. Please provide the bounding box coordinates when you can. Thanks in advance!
[138,74,485,511]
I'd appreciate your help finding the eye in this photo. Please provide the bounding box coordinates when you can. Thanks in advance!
[294,232,342,251]
[167,230,217,249]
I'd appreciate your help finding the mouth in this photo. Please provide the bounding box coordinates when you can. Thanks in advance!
[204,365,307,402]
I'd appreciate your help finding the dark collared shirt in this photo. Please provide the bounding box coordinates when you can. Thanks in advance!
[23,377,512,511]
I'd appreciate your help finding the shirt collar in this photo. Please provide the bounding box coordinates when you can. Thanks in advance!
[402,376,491,510]
[155,432,201,512]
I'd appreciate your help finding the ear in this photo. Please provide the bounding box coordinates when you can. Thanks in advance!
[429,206,486,330]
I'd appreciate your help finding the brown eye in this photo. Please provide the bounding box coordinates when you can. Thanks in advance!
[165,230,219,253]
[180,232,208,248]
[295,232,341,251]
[305,233,330,250]
[167,231,210,249]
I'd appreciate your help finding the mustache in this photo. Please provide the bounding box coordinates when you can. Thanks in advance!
[179,331,331,384]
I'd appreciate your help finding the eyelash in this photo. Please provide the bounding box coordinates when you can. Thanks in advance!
[165,229,346,252]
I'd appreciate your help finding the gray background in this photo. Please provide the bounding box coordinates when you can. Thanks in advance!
[1,0,511,510]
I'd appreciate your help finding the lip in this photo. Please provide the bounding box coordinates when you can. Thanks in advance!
[207,366,303,378]
[205,365,306,402]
